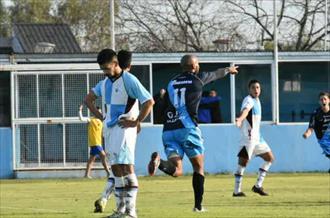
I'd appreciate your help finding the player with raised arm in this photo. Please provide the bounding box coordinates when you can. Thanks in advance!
[233,80,275,197]
[148,54,238,212]
[78,104,110,179]
[85,49,154,218]
[303,92,330,161]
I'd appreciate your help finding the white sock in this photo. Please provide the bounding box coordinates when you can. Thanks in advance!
[124,174,138,218]
[255,162,271,188]
[234,165,245,194]
[114,176,126,214]
[101,172,115,201]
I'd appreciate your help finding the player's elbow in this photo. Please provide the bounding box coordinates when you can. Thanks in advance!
[145,98,155,108]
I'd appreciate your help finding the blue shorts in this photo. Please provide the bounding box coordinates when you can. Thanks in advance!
[318,128,330,157]
[162,127,204,159]
[90,145,104,156]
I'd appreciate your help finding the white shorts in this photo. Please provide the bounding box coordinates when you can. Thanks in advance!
[238,139,271,160]
[103,124,137,165]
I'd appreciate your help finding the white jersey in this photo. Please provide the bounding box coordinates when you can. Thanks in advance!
[92,71,152,165]
[240,95,262,146]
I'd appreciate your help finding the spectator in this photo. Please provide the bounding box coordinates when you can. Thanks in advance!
[198,89,223,123]
[153,88,167,124]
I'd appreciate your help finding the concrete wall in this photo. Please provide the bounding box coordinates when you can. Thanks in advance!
[0,128,13,178]
[135,124,329,175]
[1,124,329,179]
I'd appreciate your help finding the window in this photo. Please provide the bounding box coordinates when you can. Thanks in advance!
[235,64,272,121]
[0,72,11,127]
[279,62,330,122]
[152,63,231,123]
[199,63,230,123]
[130,65,151,122]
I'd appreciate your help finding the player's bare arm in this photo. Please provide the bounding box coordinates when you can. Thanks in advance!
[118,99,154,128]
[212,65,239,78]
[78,104,90,122]
[303,128,313,139]
[235,107,250,128]
[84,91,103,120]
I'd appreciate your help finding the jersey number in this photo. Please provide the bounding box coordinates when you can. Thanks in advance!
[173,88,186,107]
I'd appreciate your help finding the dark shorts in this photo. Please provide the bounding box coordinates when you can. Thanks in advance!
[90,145,104,156]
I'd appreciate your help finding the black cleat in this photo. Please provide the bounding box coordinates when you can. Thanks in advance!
[232,192,246,197]
[148,152,160,176]
[252,185,269,196]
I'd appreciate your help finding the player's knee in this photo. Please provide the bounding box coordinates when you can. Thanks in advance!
[173,168,183,177]
[265,153,275,162]
[238,158,249,167]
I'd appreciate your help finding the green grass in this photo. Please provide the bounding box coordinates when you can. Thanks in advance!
[0,173,329,218]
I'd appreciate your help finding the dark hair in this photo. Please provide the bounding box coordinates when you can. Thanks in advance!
[97,49,117,65]
[117,50,132,69]
[319,91,330,98]
[248,79,261,88]
[96,106,100,110]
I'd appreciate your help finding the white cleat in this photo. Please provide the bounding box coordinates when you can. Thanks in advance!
[193,207,207,212]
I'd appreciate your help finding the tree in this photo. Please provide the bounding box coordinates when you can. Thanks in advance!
[119,0,234,52]
[224,0,329,51]
[9,0,55,23]
[56,0,120,52]
[0,0,10,37]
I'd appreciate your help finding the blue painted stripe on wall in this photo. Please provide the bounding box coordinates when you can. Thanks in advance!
[135,124,329,175]
[0,128,13,179]
[1,125,329,178]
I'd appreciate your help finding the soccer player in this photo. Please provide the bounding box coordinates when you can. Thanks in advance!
[303,92,330,160]
[148,54,238,212]
[78,104,110,179]
[84,49,154,218]
[233,80,275,197]
[93,50,140,213]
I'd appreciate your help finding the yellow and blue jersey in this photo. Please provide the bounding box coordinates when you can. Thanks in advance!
[88,117,103,147]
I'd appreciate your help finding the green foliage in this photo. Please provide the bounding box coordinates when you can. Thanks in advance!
[56,0,120,52]
[10,0,55,23]
[0,0,10,37]
[0,173,329,217]
[263,41,274,51]
[3,0,120,52]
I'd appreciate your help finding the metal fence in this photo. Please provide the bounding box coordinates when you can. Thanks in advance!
[12,69,109,169]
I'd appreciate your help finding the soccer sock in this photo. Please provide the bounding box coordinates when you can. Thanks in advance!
[159,159,176,176]
[234,165,245,194]
[101,171,115,201]
[192,172,204,210]
[114,176,126,214]
[255,161,272,188]
[124,174,138,218]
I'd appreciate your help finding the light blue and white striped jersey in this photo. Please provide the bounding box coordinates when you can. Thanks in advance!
[240,95,262,145]
[92,71,152,128]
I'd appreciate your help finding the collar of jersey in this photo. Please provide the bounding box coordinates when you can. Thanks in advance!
[108,71,123,82]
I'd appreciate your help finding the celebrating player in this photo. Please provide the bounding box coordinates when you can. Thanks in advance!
[148,54,238,212]
[303,92,330,160]
[84,49,154,218]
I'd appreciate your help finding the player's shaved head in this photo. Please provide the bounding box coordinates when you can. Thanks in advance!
[180,54,199,73]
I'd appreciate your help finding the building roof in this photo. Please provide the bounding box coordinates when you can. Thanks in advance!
[13,23,81,53]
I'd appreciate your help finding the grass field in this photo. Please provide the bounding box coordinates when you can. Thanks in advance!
[0,173,329,218]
